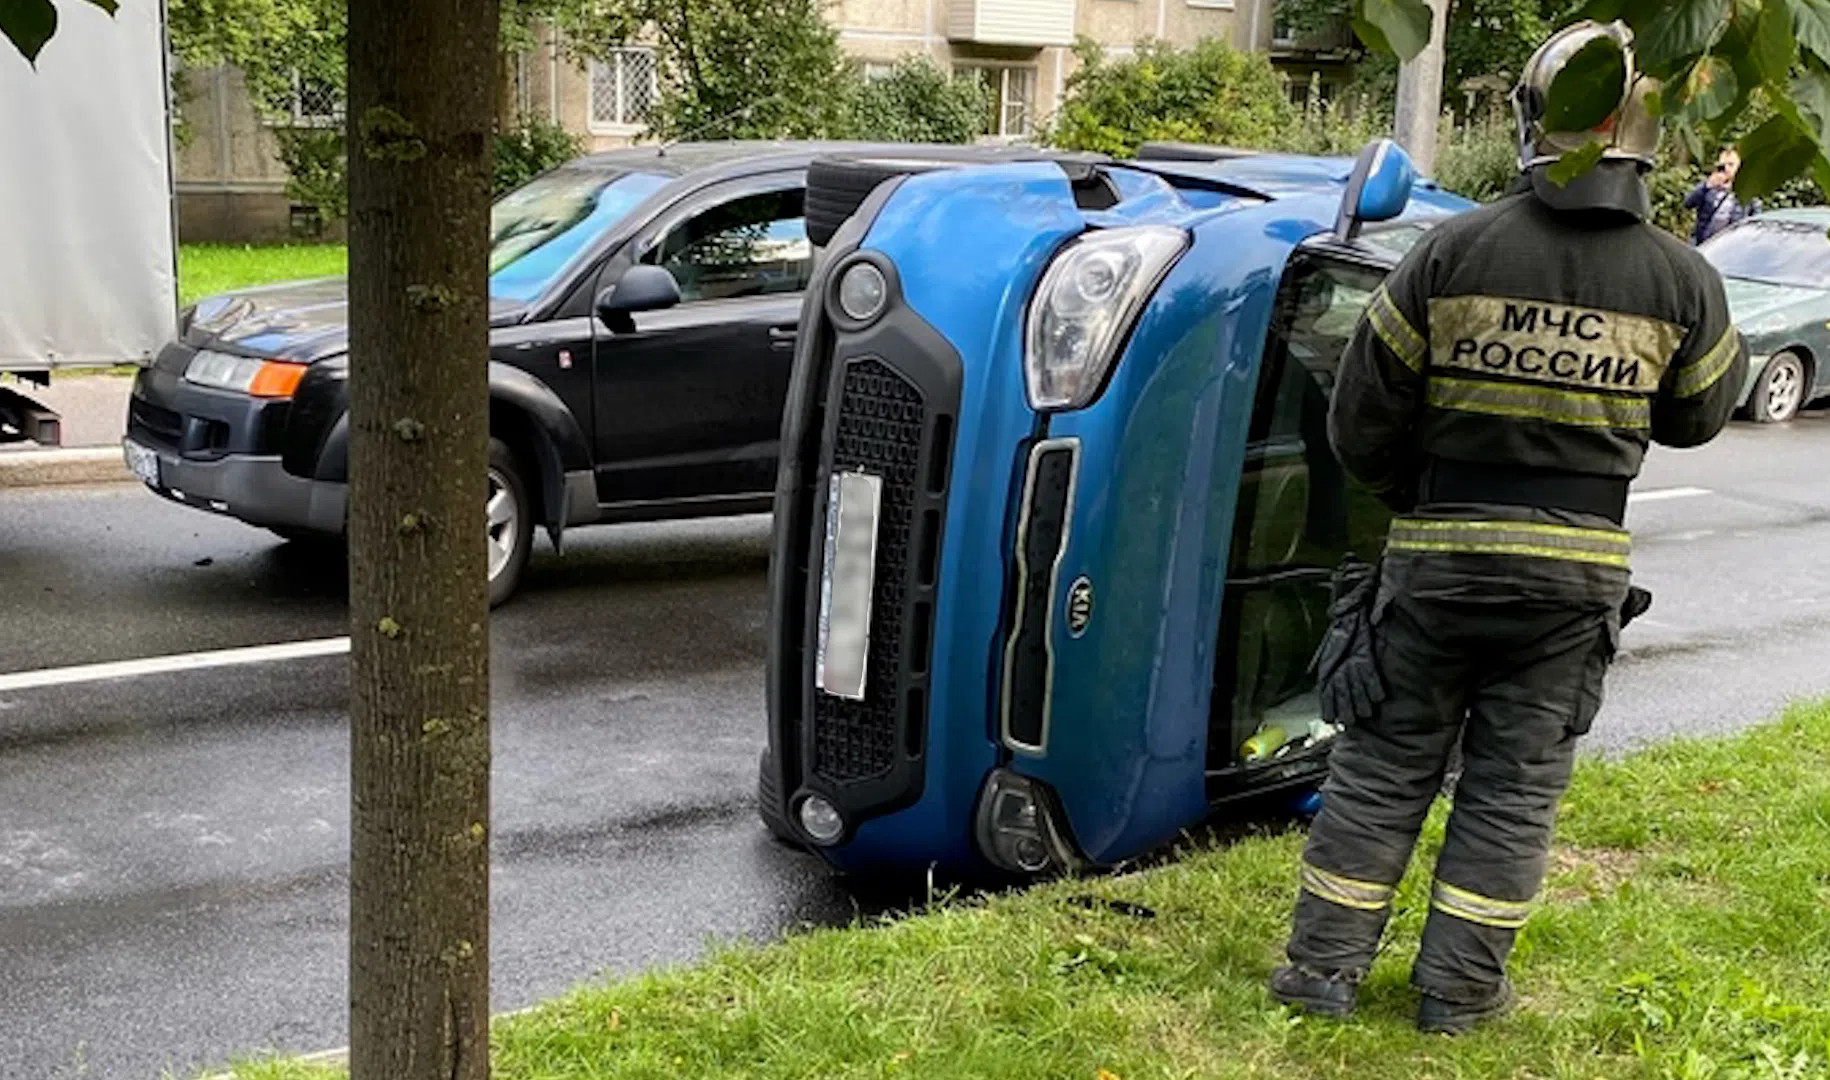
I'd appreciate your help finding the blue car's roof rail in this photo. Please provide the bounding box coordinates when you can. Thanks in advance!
[1134,142,1261,162]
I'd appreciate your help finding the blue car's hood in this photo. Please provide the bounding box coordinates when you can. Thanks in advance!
[182,278,529,362]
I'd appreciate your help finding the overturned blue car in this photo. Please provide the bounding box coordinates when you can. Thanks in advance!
[759,140,1474,877]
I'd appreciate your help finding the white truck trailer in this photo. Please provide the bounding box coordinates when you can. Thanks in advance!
[0,0,176,445]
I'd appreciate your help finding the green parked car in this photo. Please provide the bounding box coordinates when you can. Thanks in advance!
[1699,207,1830,423]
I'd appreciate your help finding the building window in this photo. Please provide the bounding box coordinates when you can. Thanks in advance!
[862,62,896,82]
[1287,75,1337,108]
[1272,19,1296,47]
[589,47,658,133]
[956,64,1036,138]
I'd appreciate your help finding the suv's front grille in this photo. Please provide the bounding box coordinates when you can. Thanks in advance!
[129,399,183,447]
[811,359,925,783]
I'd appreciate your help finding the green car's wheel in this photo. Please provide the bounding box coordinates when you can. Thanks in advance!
[1750,351,1807,424]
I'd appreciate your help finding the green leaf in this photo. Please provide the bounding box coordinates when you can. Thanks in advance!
[1547,140,1608,185]
[1355,0,1433,61]
[0,0,58,62]
[1755,0,1799,78]
[1790,63,1830,146]
[1685,55,1741,118]
[1349,15,1394,56]
[1637,0,1730,78]
[1677,119,1708,162]
[1792,0,1830,63]
[1735,113,1820,198]
[1544,36,1629,131]
[85,0,118,14]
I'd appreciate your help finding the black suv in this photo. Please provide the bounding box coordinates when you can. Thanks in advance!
[125,142,1057,603]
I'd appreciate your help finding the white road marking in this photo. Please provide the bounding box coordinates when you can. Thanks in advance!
[0,637,350,693]
[1628,486,1712,504]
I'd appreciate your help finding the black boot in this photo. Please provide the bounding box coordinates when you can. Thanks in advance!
[1417,979,1514,1035]
[1268,964,1360,1018]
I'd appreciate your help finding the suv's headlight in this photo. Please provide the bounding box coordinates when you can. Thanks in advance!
[185,352,307,397]
[1024,225,1188,411]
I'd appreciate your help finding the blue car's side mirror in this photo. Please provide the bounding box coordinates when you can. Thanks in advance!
[1335,138,1416,241]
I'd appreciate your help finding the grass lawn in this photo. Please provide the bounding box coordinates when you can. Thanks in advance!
[178,244,348,307]
[221,703,1830,1080]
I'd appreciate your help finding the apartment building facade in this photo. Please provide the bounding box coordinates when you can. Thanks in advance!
[177,0,1352,242]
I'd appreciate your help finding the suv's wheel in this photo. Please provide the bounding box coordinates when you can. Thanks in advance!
[805,156,958,247]
[487,437,534,607]
[1751,351,1808,423]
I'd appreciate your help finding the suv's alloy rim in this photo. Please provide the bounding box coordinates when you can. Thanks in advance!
[486,467,518,581]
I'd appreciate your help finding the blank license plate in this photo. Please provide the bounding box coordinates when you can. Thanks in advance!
[815,471,882,701]
[123,439,159,486]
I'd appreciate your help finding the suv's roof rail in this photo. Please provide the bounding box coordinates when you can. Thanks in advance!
[1135,142,1261,162]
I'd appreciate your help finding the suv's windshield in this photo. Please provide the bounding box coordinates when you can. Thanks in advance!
[1700,219,1830,290]
[489,169,670,302]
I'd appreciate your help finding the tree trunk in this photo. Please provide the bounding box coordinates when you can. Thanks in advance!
[1392,0,1450,175]
[345,2,498,1079]
[498,47,521,130]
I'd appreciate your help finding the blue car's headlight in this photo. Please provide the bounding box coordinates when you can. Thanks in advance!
[1023,225,1188,411]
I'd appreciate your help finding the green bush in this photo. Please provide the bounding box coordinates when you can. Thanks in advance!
[272,119,587,225]
[1047,37,1297,157]
[1273,89,1389,156]
[274,127,348,223]
[494,118,585,196]
[1434,116,1518,202]
[839,57,987,144]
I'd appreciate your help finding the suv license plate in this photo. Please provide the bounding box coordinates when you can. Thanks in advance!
[815,471,882,701]
[123,439,160,486]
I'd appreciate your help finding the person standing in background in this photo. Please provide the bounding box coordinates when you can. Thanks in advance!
[1685,149,1759,245]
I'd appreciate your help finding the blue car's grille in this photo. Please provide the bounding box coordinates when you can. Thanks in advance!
[763,246,961,834]
[812,358,924,783]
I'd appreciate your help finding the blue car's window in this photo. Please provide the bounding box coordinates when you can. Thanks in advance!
[490,170,670,302]
[1358,224,1428,262]
[1701,220,1830,289]
[1214,257,1392,772]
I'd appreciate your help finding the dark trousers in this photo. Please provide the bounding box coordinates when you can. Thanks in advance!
[1284,588,1616,1002]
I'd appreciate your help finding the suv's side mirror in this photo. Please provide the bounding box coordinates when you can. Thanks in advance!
[596,264,681,328]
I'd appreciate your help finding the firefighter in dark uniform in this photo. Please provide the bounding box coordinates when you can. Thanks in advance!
[1269,21,1748,1033]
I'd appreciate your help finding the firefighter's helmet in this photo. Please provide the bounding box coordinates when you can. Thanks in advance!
[1513,21,1659,171]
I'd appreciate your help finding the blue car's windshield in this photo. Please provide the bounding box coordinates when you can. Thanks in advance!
[489,169,670,302]
[1700,219,1830,290]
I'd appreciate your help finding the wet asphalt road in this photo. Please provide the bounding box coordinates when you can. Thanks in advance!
[4,412,1830,1079]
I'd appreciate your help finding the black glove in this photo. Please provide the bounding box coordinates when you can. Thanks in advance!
[1311,555,1386,727]
[1621,585,1652,629]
